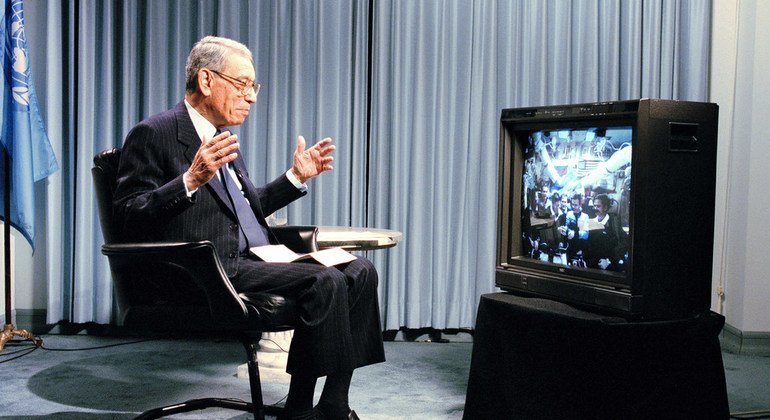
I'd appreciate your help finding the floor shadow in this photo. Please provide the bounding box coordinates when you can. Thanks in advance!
[27,348,248,413]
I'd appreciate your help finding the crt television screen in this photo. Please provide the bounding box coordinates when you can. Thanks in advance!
[518,126,632,275]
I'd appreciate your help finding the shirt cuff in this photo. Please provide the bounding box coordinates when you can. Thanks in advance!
[285,169,308,192]
[182,172,198,197]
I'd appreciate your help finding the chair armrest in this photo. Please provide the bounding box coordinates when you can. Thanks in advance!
[272,225,318,253]
[102,241,249,326]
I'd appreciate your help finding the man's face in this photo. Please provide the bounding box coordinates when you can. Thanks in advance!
[594,200,607,217]
[537,187,548,202]
[571,199,582,214]
[560,197,568,211]
[207,54,257,127]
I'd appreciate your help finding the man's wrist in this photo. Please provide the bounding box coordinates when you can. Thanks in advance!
[286,168,308,191]
[183,172,199,197]
[290,167,307,184]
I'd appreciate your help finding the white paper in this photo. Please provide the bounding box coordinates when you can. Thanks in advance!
[250,244,301,263]
[250,244,356,267]
[306,247,357,267]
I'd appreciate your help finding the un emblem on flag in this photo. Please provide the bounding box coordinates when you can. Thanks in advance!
[7,0,30,107]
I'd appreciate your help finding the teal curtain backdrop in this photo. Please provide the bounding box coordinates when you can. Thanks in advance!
[23,0,710,329]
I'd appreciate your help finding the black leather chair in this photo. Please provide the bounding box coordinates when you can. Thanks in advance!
[92,148,314,419]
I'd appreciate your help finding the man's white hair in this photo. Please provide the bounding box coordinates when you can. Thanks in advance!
[185,36,253,93]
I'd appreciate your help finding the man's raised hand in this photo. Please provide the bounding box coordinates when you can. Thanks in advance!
[185,130,240,191]
[291,135,335,183]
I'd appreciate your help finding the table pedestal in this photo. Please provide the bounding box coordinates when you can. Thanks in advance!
[237,331,292,383]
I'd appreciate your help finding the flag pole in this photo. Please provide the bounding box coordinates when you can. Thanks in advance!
[0,146,41,352]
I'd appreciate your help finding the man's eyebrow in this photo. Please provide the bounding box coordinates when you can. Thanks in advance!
[232,73,255,82]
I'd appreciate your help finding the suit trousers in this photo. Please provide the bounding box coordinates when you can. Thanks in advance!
[230,256,386,378]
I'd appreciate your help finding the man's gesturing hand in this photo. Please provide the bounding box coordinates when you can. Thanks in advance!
[291,136,335,183]
[185,131,240,191]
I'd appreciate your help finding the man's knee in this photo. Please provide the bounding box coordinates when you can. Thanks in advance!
[299,269,348,315]
[319,268,349,293]
[347,257,378,287]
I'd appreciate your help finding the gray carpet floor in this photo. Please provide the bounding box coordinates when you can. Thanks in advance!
[1,334,769,419]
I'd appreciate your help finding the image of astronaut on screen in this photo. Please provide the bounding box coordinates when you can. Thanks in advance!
[520,127,631,272]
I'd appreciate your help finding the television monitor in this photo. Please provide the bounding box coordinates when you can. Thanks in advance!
[496,99,719,319]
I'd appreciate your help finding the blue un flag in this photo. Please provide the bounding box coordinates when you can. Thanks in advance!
[0,0,58,249]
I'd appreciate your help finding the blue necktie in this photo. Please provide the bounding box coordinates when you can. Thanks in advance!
[219,165,270,251]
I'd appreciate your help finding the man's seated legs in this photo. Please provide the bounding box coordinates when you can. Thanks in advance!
[231,257,385,418]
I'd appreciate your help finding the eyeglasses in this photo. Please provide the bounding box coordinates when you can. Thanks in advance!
[210,69,261,97]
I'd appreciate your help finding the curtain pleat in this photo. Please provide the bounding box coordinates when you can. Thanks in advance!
[23,0,710,329]
[369,0,711,330]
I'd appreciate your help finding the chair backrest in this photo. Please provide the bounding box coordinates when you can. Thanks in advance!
[92,148,123,244]
[92,148,215,328]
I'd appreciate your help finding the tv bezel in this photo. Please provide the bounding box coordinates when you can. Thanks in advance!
[495,101,651,316]
[498,111,638,289]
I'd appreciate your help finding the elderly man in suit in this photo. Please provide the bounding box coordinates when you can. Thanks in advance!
[114,35,384,420]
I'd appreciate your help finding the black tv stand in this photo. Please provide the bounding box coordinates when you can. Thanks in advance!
[463,293,729,419]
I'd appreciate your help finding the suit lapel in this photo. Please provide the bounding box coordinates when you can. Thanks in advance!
[232,157,257,197]
[173,101,235,215]
[174,101,201,163]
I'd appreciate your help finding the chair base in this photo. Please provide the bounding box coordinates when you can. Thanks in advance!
[133,338,284,419]
[134,397,284,419]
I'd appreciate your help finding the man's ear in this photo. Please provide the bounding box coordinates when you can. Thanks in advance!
[197,69,214,96]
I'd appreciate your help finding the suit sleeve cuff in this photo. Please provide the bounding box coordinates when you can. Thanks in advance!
[285,169,308,192]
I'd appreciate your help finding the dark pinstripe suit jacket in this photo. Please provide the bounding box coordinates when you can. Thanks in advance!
[113,101,305,277]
